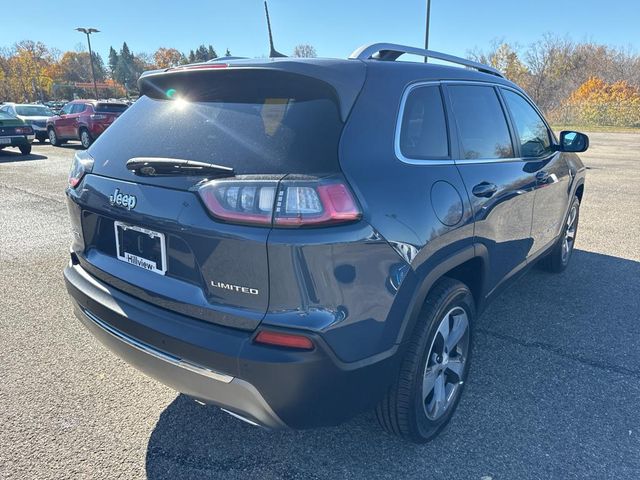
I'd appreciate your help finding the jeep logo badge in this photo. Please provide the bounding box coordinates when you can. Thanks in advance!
[109,188,137,210]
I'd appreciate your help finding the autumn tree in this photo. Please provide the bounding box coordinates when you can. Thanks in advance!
[554,77,640,127]
[0,41,58,102]
[58,51,106,82]
[153,47,183,68]
[467,34,640,126]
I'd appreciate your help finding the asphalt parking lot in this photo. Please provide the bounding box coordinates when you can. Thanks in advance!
[1,133,639,479]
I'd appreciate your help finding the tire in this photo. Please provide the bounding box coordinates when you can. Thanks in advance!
[80,128,92,149]
[48,127,61,147]
[539,196,580,273]
[37,134,47,143]
[19,144,32,155]
[375,277,474,443]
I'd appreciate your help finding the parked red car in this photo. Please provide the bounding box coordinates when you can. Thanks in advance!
[47,100,128,148]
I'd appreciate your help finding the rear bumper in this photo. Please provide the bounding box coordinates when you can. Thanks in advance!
[64,261,400,429]
[77,304,286,428]
[1,136,33,147]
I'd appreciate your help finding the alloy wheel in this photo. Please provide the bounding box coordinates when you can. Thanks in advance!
[81,131,91,148]
[422,307,470,421]
[561,204,578,264]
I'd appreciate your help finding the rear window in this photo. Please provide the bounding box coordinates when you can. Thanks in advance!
[91,70,343,174]
[95,103,128,113]
[15,105,54,116]
[0,111,15,120]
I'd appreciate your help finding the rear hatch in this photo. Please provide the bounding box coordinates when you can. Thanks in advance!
[93,102,128,125]
[0,113,30,139]
[76,64,364,330]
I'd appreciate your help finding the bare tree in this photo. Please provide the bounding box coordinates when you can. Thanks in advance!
[292,44,317,58]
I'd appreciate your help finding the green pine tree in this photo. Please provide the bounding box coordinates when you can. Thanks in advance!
[207,45,217,60]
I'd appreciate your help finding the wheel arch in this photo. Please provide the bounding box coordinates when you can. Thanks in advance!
[396,244,488,346]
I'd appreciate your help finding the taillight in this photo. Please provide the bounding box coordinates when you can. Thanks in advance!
[197,177,361,227]
[198,180,278,225]
[15,126,33,135]
[254,330,314,350]
[68,151,94,188]
[274,181,361,226]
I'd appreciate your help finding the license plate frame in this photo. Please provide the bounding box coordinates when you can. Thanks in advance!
[0,137,11,144]
[114,221,167,275]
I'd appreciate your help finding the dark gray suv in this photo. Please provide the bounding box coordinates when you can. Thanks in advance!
[63,43,588,443]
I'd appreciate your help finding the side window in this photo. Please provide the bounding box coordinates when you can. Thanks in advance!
[71,104,86,114]
[447,85,514,160]
[398,85,449,159]
[502,89,552,158]
[61,103,73,115]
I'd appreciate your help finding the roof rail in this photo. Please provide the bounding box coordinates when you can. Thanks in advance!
[349,43,504,78]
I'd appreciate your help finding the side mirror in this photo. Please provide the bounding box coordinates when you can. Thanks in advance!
[557,131,589,153]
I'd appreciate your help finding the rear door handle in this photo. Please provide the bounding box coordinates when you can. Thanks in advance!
[472,182,498,198]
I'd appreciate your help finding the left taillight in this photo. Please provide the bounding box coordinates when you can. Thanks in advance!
[68,151,94,188]
[15,126,33,135]
[198,179,278,226]
[197,176,362,227]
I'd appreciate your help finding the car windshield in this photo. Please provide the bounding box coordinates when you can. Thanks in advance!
[15,105,54,117]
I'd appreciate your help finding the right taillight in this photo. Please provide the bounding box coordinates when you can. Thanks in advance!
[197,176,361,227]
[274,180,361,226]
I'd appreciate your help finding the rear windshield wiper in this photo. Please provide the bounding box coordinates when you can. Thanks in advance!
[126,157,234,177]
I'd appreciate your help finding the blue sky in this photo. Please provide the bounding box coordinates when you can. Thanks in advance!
[3,0,639,60]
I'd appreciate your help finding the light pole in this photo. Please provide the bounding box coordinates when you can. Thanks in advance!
[424,0,432,62]
[75,27,100,99]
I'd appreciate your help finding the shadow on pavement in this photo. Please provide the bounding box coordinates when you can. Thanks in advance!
[49,143,84,151]
[0,149,48,162]
[145,250,640,479]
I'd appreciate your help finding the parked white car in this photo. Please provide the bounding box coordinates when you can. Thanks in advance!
[0,103,55,143]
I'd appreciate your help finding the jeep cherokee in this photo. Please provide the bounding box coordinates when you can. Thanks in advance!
[63,43,588,443]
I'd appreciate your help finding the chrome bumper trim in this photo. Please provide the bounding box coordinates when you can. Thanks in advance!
[81,308,234,384]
